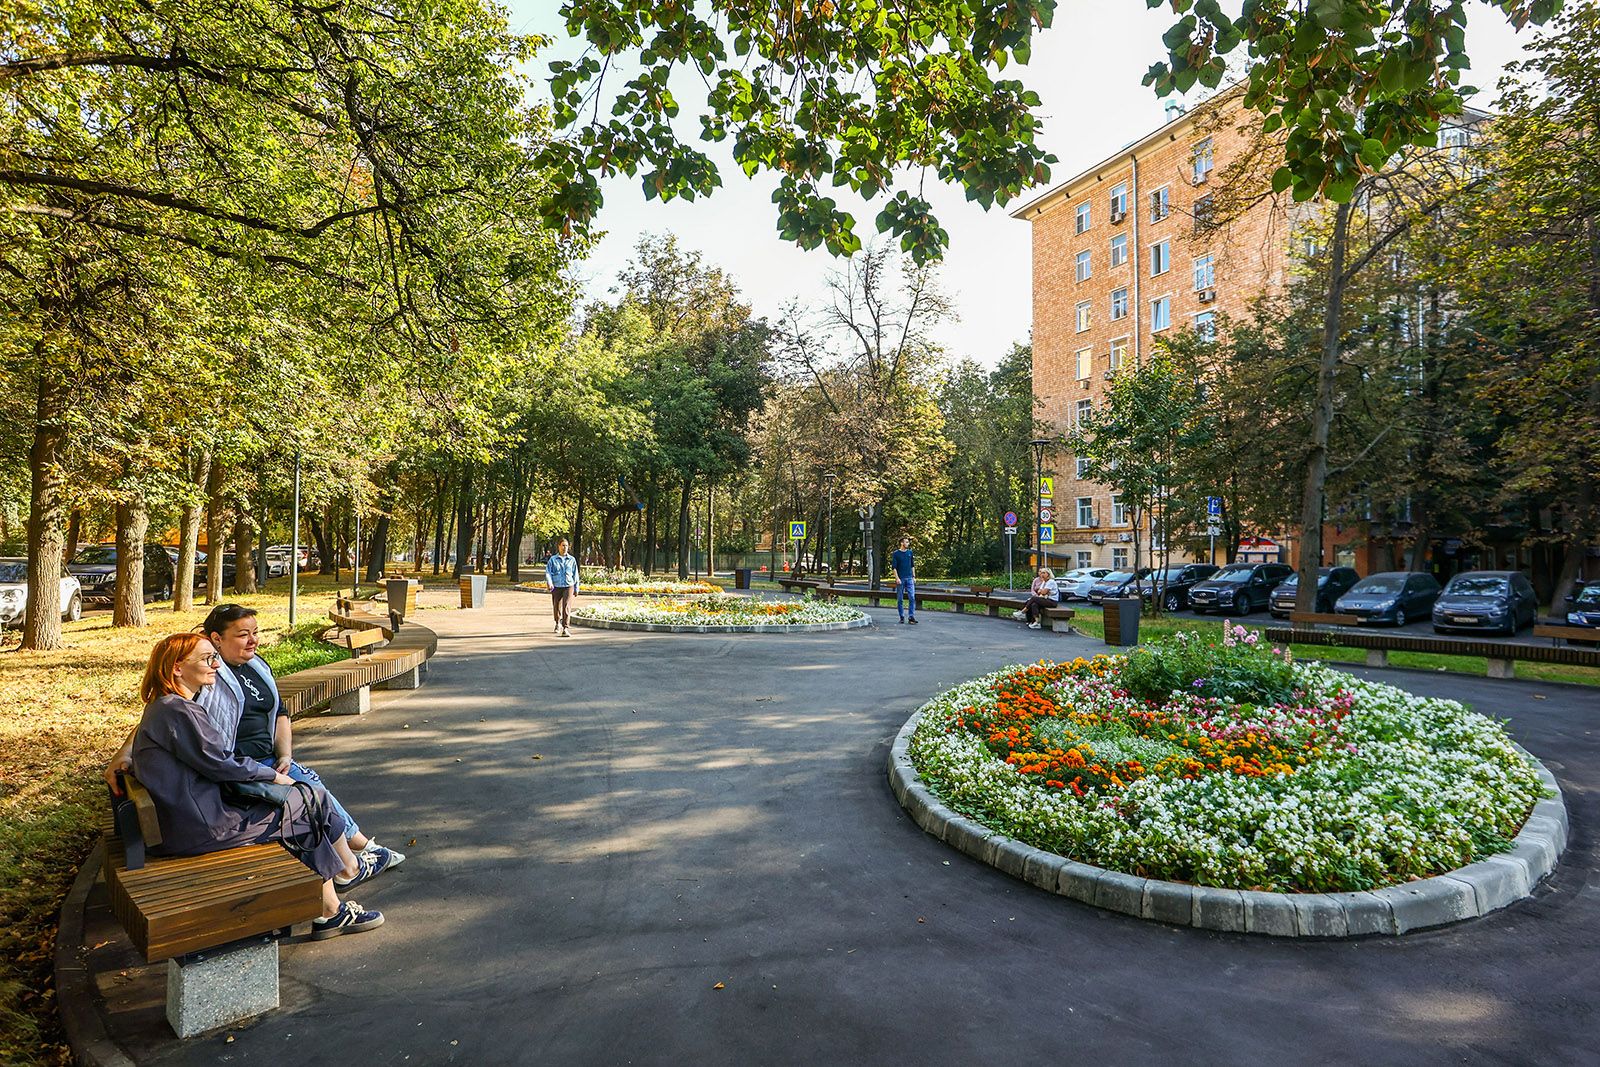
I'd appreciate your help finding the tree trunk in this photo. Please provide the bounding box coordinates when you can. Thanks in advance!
[174,450,211,612]
[112,493,149,627]
[453,465,475,577]
[677,477,693,580]
[644,481,657,575]
[431,473,448,576]
[23,369,69,650]
[309,511,334,577]
[204,464,228,604]
[1296,200,1352,615]
[233,511,257,594]
[66,508,82,565]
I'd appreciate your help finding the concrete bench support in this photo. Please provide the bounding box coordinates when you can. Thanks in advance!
[1487,656,1515,679]
[167,939,278,1038]
[329,687,370,716]
[1365,649,1389,668]
[378,665,422,690]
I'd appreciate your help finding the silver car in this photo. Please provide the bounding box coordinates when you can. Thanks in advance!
[1055,567,1111,601]
[0,557,84,625]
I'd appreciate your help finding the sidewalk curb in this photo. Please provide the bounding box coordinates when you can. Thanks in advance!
[54,840,136,1067]
[572,614,872,634]
[888,710,1567,937]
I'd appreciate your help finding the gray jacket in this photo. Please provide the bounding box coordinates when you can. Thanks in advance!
[196,657,282,748]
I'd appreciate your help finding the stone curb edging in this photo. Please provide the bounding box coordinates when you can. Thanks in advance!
[53,841,137,1067]
[888,709,1568,937]
[572,613,872,634]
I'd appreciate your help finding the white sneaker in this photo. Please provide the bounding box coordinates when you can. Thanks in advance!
[561,626,571,636]
[1027,621,1041,630]
[554,623,560,633]
[1011,610,1025,621]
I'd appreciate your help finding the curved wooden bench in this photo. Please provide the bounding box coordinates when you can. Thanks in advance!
[1267,625,1600,678]
[278,601,438,716]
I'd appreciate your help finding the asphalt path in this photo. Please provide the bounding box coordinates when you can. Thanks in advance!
[117,592,1600,1066]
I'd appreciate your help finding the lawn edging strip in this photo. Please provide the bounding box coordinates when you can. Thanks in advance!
[573,614,871,634]
[888,707,1567,937]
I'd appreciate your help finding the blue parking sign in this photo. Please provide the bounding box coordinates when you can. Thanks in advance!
[1207,496,1222,517]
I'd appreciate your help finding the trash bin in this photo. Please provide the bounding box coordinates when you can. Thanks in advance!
[458,573,488,609]
[734,568,752,590]
[1103,597,1141,646]
[385,577,420,618]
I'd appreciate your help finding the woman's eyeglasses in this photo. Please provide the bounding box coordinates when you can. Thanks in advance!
[200,653,221,667]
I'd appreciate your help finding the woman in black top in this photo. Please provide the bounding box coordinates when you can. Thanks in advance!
[130,633,385,939]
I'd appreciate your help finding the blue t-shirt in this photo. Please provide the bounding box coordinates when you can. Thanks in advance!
[890,548,914,581]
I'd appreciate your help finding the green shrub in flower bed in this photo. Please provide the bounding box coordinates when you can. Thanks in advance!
[908,625,1548,893]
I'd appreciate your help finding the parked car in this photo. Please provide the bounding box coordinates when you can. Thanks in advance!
[0,557,83,625]
[1054,567,1111,601]
[1431,570,1539,635]
[1564,582,1600,642]
[1269,566,1362,618]
[68,543,177,606]
[266,544,310,570]
[1086,568,1152,605]
[1133,563,1220,611]
[1187,562,1295,615]
[1335,571,1442,626]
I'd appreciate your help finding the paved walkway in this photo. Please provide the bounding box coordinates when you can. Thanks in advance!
[95,592,1599,1065]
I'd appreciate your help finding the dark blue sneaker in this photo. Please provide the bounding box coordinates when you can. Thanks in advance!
[335,845,399,890]
[311,900,384,939]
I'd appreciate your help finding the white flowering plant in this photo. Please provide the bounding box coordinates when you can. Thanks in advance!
[576,594,866,627]
[909,629,1547,893]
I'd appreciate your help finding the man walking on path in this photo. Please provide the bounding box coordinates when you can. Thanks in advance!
[546,537,580,636]
[890,535,917,625]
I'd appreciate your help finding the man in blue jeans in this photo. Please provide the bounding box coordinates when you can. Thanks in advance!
[890,535,917,624]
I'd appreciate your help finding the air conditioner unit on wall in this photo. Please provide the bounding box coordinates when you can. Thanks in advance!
[1193,173,1209,186]
[1110,209,1126,224]
[1118,533,1134,542]
[1197,288,1216,303]
[1091,534,1105,545]
[1103,368,1118,381]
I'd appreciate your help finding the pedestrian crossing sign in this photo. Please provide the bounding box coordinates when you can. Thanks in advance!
[1039,524,1055,545]
[790,521,807,539]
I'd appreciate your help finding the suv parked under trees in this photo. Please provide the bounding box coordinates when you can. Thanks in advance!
[1186,562,1294,616]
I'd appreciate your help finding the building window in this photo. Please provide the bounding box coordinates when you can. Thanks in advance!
[1075,201,1091,234]
[1075,249,1092,282]
[1109,232,1128,267]
[1194,310,1217,341]
[1075,301,1091,332]
[1109,182,1128,217]
[1077,497,1096,528]
[1112,496,1129,526]
[1075,347,1092,381]
[1150,240,1170,277]
[1110,286,1129,321]
[1112,547,1129,569]
[1193,193,1214,230]
[1300,234,1320,258]
[1151,296,1172,331]
[1150,186,1169,222]
[1075,455,1090,478]
[1193,254,1214,291]
[1192,138,1214,184]
[1074,398,1092,427]
[1109,336,1128,372]
[1076,550,1093,569]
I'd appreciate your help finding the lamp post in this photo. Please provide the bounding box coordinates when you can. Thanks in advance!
[1030,437,1051,572]
[289,452,301,626]
[823,472,836,579]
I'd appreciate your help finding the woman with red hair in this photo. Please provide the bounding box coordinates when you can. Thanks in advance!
[130,633,384,939]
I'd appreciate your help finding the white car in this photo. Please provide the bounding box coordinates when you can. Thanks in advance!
[0,557,84,626]
[1054,567,1111,601]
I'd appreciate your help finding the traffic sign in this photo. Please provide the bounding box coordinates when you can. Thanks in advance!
[790,521,807,539]
[1039,507,1054,524]
[1207,496,1222,517]
[1039,476,1054,499]
[1206,524,1221,536]
[1039,524,1055,545]
[1004,526,1017,535]
[858,521,874,531]
[1003,511,1018,527]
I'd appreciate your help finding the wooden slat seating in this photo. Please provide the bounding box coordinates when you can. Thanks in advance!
[1533,623,1600,647]
[801,583,1076,633]
[1288,611,1361,628]
[1266,624,1600,678]
[276,602,438,717]
[103,773,322,963]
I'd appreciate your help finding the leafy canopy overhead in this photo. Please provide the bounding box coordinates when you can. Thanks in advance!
[1144,0,1562,203]
[543,0,1560,260]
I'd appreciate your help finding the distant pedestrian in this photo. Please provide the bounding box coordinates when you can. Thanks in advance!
[890,536,917,625]
[546,538,580,636]
[1014,567,1059,630]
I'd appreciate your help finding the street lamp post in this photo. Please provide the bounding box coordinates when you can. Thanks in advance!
[823,472,836,579]
[1030,437,1051,573]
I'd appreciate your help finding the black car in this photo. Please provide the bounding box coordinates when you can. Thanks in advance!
[1335,571,1441,626]
[1564,582,1600,643]
[1086,569,1151,605]
[1269,566,1362,618]
[1187,562,1294,615]
[1432,570,1539,635]
[1135,564,1220,611]
[68,543,177,606]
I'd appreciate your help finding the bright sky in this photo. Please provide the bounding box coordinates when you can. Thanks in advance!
[507,3,1537,368]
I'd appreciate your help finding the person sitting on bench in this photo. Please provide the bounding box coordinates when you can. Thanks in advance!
[1013,568,1059,630]
[130,633,385,938]
[104,604,402,887]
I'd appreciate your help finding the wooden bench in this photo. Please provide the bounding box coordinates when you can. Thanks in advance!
[1266,624,1600,678]
[1288,611,1361,629]
[276,602,438,716]
[1533,623,1600,647]
[104,772,322,1036]
[806,583,1075,633]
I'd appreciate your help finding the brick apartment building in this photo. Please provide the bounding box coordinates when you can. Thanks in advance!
[1013,90,1484,577]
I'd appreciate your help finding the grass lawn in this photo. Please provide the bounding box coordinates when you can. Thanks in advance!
[0,570,413,1065]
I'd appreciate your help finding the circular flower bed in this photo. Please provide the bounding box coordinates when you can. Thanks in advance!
[516,580,720,596]
[573,594,867,630]
[909,625,1546,893]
